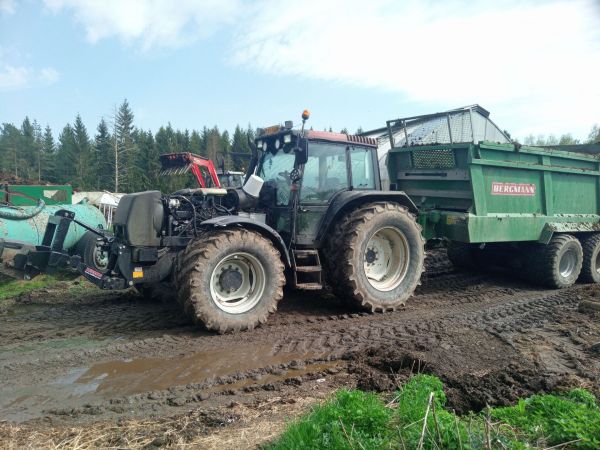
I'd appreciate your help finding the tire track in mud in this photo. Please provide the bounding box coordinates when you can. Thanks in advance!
[2,249,599,423]
[0,271,586,381]
[269,285,585,357]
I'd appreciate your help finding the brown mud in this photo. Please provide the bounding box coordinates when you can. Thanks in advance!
[1,248,599,448]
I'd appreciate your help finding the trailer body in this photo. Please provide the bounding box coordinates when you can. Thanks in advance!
[386,110,600,245]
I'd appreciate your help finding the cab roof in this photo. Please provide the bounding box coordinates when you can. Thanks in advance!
[306,130,377,148]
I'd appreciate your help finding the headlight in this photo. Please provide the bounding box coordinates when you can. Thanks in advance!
[256,140,262,149]
[283,134,292,144]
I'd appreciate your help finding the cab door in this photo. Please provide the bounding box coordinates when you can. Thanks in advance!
[295,143,379,246]
[295,142,349,246]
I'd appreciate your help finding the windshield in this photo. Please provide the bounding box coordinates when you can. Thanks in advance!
[258,151,296,205]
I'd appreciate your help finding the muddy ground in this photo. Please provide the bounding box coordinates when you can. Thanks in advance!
[1,249,600,448]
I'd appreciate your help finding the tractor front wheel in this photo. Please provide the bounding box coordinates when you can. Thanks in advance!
[175,229,285,333]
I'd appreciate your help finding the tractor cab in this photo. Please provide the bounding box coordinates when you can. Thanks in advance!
[252,113,381,247]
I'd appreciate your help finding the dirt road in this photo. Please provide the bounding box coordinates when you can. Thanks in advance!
[1,250,599,447]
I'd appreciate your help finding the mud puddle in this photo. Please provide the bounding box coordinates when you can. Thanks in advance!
[0,343,329,422]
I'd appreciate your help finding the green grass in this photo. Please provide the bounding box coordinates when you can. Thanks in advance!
[0,273,76,302]
[268,374,600,449]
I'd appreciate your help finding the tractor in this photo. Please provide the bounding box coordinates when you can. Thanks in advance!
[19,111,425,333]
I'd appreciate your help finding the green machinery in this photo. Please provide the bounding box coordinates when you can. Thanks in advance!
[0,185,107,273]
[385,105,600,288]
[1,184,73,206]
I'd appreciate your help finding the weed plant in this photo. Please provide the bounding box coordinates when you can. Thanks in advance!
[268,374,600,449]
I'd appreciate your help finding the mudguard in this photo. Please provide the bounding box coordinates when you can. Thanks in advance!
[200,216,292,267]
[315,190,418,246]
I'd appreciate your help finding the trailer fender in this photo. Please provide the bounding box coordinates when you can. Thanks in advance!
[315,190,418,246]
[200,216,292,267]
[539,221,600,244]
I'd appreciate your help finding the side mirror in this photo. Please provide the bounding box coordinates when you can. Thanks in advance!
[294,138,308,165]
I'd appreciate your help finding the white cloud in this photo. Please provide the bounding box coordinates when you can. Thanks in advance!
[232,0,600,139]
[44,0,242,50]
[0,48,60,91]
[0,65,30,90]
[39,0,600,138]
[0,0,15,15]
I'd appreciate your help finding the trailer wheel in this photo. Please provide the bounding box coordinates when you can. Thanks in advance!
[175,229,284,333]
[76,231,109,274]
[579,234,600,283]
[534,234,583,288]
[333,202,425,312]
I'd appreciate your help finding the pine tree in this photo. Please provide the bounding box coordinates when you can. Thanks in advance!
[133,130,160,191]
[41,125,56,182]
[115,99,138,192]
[190,130,203,155]
[20,117,38,179]
[0,123,21,177]
[73,114,91,188]
[231,125,251,171]
[219,129,232,171]
[94,119,113,190]
[56,124,77,184]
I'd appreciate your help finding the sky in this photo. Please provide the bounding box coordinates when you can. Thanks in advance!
[0,0,599,142]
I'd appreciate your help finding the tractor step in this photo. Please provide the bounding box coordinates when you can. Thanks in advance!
[292,249,323,290]
[295,282,323,290]
[295,265,322,272]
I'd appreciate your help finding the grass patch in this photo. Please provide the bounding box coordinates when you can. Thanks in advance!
[268,374,600,449]
[0,273,78,302]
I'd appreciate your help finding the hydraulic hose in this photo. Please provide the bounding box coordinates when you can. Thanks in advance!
[0,198,46,220]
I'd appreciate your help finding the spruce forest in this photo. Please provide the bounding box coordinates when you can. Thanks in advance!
[0,99,256,193]
[1,99,599,194]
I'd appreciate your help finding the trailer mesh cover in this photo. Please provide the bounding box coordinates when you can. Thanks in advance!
[411,148,456,169]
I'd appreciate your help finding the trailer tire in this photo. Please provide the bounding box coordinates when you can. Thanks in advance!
[76,231,109,274]
[532,234,583,288]
[579,233,600,283]
[175,229,285,333]
[333,202,425,312]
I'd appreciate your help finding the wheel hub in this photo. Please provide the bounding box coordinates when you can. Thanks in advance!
[363,226,410,292]
[209,252,267,314]
[365,248,378,264]
[218,266,243,293]
[93,246,109,270]
[559,249,577,278]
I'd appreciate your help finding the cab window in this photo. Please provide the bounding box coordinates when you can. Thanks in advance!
[301,143,348,203]
[349,147,375,189]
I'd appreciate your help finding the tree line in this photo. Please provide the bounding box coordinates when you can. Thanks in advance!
[1,99,599,193]
[0,99,255,193]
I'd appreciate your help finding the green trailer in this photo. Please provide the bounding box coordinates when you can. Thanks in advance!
[386,105,600,288]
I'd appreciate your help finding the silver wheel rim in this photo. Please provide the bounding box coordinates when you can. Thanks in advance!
[209,252,266,314]
[559,248,577,278]
[93,246,109,270]
[595,251,600,275]
[363,226,409,291]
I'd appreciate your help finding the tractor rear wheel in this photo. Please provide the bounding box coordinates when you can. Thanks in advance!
[331,202,425,312]
[579,233,600,283]
[175,229,285,333]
